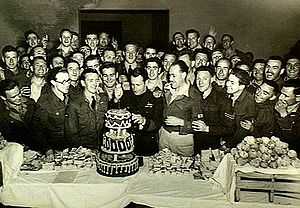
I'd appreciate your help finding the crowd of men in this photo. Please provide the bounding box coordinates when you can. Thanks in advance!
[0,28,299,157]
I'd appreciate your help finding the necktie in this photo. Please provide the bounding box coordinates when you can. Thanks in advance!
[91,96,96,110]
[128,65,132,74]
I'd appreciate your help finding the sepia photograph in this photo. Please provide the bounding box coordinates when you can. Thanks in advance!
[0,0,300,207]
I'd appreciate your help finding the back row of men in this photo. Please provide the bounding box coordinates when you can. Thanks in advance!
[0,28,299,157]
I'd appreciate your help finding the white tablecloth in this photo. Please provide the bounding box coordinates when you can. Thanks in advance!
[1,145,300,208]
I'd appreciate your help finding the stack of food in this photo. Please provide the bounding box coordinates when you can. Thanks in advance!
[0,132,8,150]
[148,148,197,174]
[21,146,96,171]
[231,136,299,168]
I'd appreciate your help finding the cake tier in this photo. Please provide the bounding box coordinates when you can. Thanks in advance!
[105,109,132,129]
[101,132,134,154]
[96,153,139,177]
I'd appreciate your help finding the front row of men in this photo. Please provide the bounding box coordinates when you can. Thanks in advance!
[0,60,299,156]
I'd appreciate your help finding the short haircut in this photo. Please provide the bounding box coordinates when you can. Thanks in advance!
[65,58,80,67]
[100,62,116,74]
[285,55,300,65]
[124,42,137,51]
[80,68,98,81]
[24,30,38,39]
[29,45,46,57]
[212,48,223,55]
[267,56,283,64]
[84,55,100,65]
[263,80,280,95]
[145,57,162,68]
[193,48,211,61]
[47,67,67,83]
[222,33,234,42]
[185,29,200,39]
[85,32,98,38]
[2,45,17,57]
[19,54,30,61]
[172,60,189,73]
[203,34,216,44]
[172,32,184,41]
[50,54,65,64]
[131,67,147,81]
[216,57,232,69]
[195,65,215,77]
[31,56,46,65]
[178,49,192,58]
[253,59,266,66]
[59,29,72,37]
[71,50,84,57]
[103,48,116,54]
[0,79,18,98]
[230,68,251,86]
[282,79,300,95]
[71,31,79,37]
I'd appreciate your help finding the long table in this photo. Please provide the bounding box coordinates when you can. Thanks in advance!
[0,143,299,208]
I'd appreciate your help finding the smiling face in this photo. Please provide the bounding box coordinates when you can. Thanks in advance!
[226,74,242,95]
[53,72,71,94]
[222,35,233,50]
[203,36,215,50]
[99,32,109,48]
[169,64,186,89]
[81,72,100,94]
[144,48,157,59]
[196,70,212,93]
[195,52,209,68]
[146,61,160,80]
[102,67,117,88]
[86,59,100,73]
[4,51,18,69]
[33,58,48,78]
[286,58,300,79]
[255,83,275,103]
[163,54,176,71]
[85,34,99,50]
[125,44,137,64]
[173,33,185,48]
[187,32,198,49]
[211,51,224,66]
[60,31,72,47]
[26,33,39,48]
[252,62,265,81]
[67,62,81,82]
[216,59,230,80]
[4,85,22,107]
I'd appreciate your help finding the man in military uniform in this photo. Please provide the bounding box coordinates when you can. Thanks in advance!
[274,79,300,153]
[121,68,163,156]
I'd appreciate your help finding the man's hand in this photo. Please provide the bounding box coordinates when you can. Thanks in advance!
[132,113,146,125]
[111,37,118,50]
[275,100,288,118]
[165,116,184,126]
[240,120,254,131]
[20,86,31,97]
[114,83,123,101]
[192,120,209,132]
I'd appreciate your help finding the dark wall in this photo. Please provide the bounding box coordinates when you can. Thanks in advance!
[0,0,300,58]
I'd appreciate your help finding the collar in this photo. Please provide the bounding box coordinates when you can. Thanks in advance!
[230,88,247,106]
[202,87,212,99]
[173,82,190,97]
[125,61,137,70]
[287,102,300,114]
